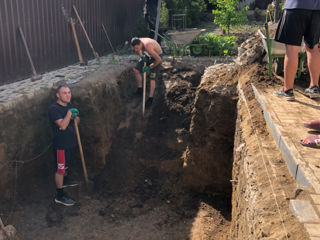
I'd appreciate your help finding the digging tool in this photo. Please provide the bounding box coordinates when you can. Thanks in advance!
[70,17,87,66]
[101,24,115,54]
[74,120,89,186]
[72,5,100,63]
[142,62,147,117]
[18,26,42,81]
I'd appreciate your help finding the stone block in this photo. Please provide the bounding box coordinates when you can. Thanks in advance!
[290,200,320,223]
[304,223,320,237]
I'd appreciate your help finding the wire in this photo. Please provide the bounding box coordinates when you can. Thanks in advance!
[0,142,52,224]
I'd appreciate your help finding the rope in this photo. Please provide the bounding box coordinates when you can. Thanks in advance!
[238,82,289,240]
[0,143,52,170]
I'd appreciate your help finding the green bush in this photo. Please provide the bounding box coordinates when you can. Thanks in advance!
[191,33,237,56]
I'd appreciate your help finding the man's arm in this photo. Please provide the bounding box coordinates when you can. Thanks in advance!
[146,48,162,68]
[55,110,72,130]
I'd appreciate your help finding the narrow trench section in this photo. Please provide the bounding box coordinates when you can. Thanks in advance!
[94,61,239,240]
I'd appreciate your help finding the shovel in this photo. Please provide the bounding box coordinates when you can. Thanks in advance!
[74,120,92,188]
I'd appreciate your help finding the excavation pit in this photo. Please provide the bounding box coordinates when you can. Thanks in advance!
[0,56,238,240]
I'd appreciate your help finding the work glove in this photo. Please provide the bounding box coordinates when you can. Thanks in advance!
[140,55,146,62]
[142,65,151,72]
[69,108,79,118]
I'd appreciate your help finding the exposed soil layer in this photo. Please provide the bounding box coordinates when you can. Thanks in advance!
[231,64,309,240]
[0,56,311,240]
[1,59,233,240]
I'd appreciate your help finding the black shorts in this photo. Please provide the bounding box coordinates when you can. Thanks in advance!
[53,149,72,174]
[275,9,320,48]
[135,55,162,81]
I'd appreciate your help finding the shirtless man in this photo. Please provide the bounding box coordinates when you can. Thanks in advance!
[131,37,162,108]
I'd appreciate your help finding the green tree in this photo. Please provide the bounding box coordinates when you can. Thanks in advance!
[212,0,248,34]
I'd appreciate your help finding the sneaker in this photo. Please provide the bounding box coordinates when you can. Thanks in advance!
[62,177,78,188]
[274,88,295,101]
[304,86,320,99]
[54,195,76,206]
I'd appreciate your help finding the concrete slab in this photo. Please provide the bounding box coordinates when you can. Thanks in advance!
[290,200,320,223]
[304,223,320,237]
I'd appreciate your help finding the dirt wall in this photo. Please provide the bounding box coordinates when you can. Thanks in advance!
[182,63,239,194]
[231,66,308,240]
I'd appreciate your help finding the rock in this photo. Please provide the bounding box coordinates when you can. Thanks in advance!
[235,34,264,66]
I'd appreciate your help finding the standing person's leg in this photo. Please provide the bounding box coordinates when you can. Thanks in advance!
[146,58,161,108]
[62,149,78,188]
[306,44,320,87]
[301,10,320,98]
[54,149,75,206]
[133,59,145,96]
[283,45,300,90]
[149,79,156,98]
[274,9,308,100]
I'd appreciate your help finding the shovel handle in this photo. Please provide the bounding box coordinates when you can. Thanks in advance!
[102,24,115,54]
[74,120,89,185]
[70,17,85,65]
[18,26,39,78]
[73,5,100,62]
[142,62,147,117]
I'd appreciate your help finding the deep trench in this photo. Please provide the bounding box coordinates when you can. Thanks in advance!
[2,63,237,240]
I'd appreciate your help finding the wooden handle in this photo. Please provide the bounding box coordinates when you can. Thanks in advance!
[70,17,84,65]
[73,5,100,62]
[74,120,89,185]
[102,24,115,53]
[18,26,38,77]
[142,62,147,117]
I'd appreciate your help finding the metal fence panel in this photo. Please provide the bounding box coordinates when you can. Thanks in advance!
[0,0,144,85]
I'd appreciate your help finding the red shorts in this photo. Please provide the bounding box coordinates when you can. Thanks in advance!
[54,149,72,174]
